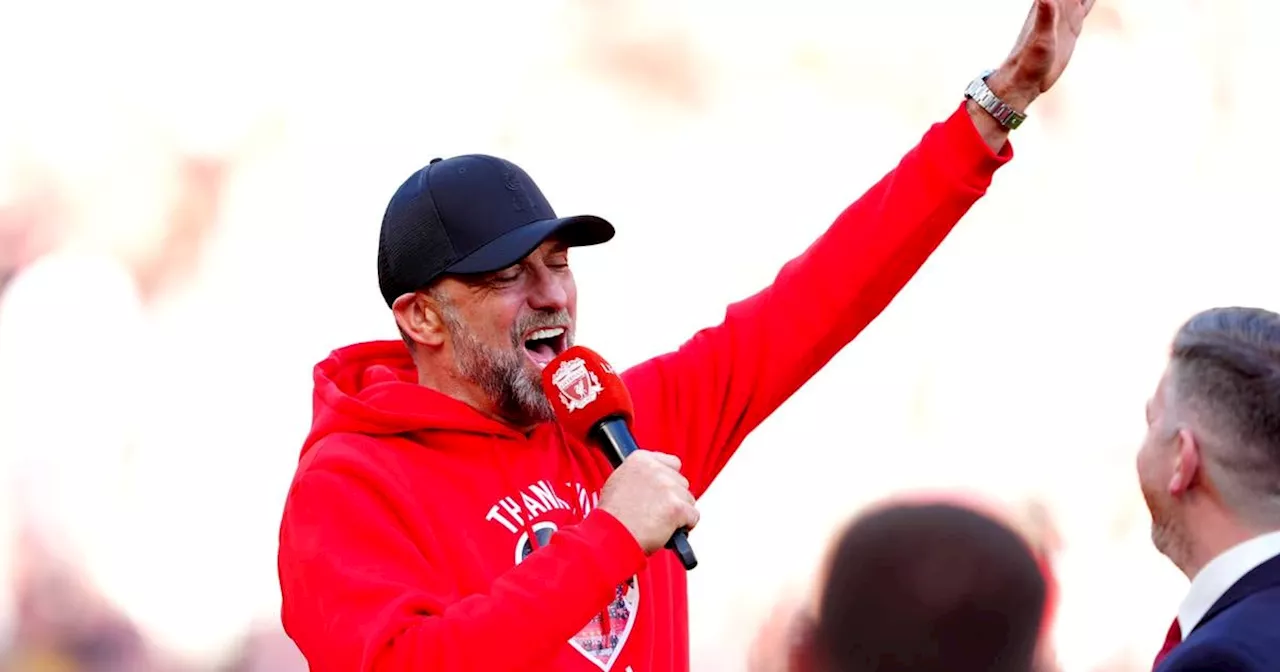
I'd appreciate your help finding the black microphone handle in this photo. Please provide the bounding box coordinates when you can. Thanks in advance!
[594,417,698,571]
[595,417,640,466]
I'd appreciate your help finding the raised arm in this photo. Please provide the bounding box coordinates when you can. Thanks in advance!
[622,0,1095,495]
[623,104,1005,495]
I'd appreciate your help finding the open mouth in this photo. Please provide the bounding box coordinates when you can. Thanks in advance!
[522,326,568,369]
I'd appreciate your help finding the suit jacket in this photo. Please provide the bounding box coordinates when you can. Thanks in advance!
[1157,553,1280,671]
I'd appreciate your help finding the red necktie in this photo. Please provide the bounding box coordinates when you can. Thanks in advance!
[1152,618,1182,670]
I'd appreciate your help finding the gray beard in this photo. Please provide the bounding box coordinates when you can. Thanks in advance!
[440,304,572,425]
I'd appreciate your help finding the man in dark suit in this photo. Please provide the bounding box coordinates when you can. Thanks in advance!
[1138,307,1280,671]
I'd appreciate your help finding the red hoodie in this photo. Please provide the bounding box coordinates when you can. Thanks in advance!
[277,102,1012,672]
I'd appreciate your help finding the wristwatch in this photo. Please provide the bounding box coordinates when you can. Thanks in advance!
[965,69,1026,130]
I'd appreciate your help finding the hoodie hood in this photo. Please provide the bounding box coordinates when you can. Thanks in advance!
[302,340,525,457]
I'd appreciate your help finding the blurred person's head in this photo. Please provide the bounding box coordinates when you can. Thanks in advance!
[9,530,148,671]
[381,155,614,429]
[751,500,1047,672]
[1136,306,1280,577]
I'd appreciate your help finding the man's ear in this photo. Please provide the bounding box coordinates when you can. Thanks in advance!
[392,291,447,348]
[1168,427,1203,498]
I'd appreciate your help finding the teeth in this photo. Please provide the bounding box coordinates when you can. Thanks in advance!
[526,327,565,342]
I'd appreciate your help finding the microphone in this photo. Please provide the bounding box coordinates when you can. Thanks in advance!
[541,345,698,571]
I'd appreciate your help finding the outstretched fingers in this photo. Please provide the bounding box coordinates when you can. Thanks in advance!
[1034,0,1058,36]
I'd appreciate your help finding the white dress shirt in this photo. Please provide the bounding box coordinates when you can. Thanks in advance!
[1177,530,1280,634]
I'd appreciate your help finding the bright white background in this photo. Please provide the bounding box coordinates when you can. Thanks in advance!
[1,0,1278,669]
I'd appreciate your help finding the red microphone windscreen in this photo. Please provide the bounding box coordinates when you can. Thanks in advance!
[541,345,635,441]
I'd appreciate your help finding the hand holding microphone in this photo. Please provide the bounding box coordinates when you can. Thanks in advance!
[541,346,700,570]
[598,450,700,556]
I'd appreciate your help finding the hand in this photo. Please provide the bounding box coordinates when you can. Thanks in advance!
[598,450,699,555]
[990,0,1097,111]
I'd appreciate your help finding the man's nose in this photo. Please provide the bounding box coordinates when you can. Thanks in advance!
[527,268,569,311]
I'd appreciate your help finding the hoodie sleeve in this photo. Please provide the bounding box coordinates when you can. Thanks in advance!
[623,102,1011,497]
[278,462,647,672]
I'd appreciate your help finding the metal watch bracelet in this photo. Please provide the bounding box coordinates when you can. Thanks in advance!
[964,69,1026,130]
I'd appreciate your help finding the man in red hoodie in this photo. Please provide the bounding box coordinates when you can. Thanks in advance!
[277,1,1096,670]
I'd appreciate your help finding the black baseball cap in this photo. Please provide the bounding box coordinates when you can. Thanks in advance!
[377,154,615,307]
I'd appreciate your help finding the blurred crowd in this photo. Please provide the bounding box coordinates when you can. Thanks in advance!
[0,0,1277,669]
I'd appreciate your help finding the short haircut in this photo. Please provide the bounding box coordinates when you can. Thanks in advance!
[812,502,1046,672]
[1169,306,1280,519]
